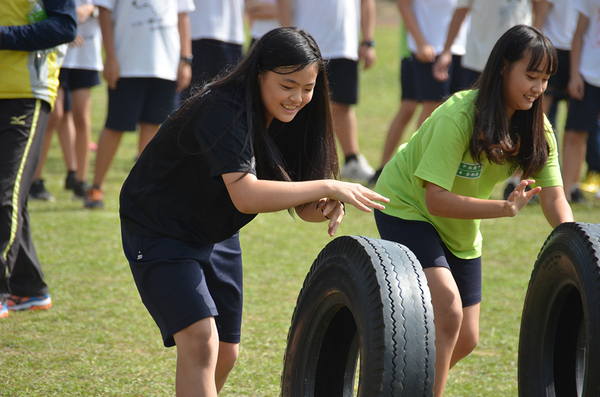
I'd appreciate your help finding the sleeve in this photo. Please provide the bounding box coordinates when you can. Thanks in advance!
[456,0,474,9]
[178,0,196,13]
[572,0,591,17]
[413,113,473,191]
[194,93,256,178]
[0,0,77,51]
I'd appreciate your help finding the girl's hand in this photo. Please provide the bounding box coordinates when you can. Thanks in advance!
[329,181,389,213]
[415,43,436,63]
[432,51,452,82]
[568,73,585,101]
[317,198,346,237]
[504,179,541,217]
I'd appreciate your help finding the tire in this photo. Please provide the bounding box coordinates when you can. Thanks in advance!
[518,222,600,397]
[281,235,435,397]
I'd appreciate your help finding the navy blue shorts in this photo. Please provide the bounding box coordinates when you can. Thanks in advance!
[180,38,243,101]
[400,57,418,101]
[410,53,453,102]
[374,210,482,307]
[122,226,243,347]
[545,49,570,101]
[460,66,481,90]
[326,58,358,105]
[106,77,176,132]
[565,81,600,135]
[59,68,101,112]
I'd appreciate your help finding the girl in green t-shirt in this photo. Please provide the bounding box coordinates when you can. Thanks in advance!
[375,25,574,397]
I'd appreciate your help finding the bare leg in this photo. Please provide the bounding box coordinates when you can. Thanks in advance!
[56,111,77,173]
[562,129,588,201]
[70,88,93,182]
[138,122,160,156]
[379,99,419,167]
[332,102,359,157]
[91,127,123,188]
[417,100,442,128]
[173,318,239,397]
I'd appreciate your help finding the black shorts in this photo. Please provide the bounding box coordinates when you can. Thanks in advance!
[58,68,100,112]
[565,81,600,135]
[181,38,244,101]
[106,77,177,132]
[545,49,570,101]
[460,66,481,90]
[400,57,418,101]
[375,210,482,307]
[326,58,358,105]
[122,226,244,347]
[410,53,452,102]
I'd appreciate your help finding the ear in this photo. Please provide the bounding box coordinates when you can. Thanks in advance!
[501,59,508,75]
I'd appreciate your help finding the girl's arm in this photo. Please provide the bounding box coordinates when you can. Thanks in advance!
[538,186,574,228]
[397,0,435,63]
[98,6,119,89]
[222,172,388,234]
[568,12,588,101]
[276,0,293,27]
[425,179,540,219]
[432,7,469,82]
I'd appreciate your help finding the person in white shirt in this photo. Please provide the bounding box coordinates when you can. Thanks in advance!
[85,0,194,209]
[278,0,378,183]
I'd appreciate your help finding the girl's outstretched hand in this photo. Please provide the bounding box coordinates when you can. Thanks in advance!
[504,179,541,217]
[330,181,389,213]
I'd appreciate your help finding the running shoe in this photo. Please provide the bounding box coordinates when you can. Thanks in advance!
[85,186,104,209]
[1,301,8,318]
[65,171,77,190]
[341,154,375,183]
[7,294,52,311]
[72,180,90,200]
[29,179,55,201]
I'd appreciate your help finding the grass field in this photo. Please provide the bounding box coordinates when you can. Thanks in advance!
[2,6,600,396]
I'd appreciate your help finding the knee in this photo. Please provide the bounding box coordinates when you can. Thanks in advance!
[174,319,220,368]
[434,303,464,341]
[455,330,479,358]
[217,342,239,375]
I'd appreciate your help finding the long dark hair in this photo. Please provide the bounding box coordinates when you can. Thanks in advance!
[170,27,338,183]
[471,24,558,178]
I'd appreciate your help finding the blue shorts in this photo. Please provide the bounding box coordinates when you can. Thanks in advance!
[545,49,570,101]
[374,210,482,307]
[122,226,243,347]
[106,77,176,132]
[326,58,358,105]
[400,57,418,101]
[460,66,481,90]
[565,81,600,135]
[58,68,100,112]
[410,53,453,102]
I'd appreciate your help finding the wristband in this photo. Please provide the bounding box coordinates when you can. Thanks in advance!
[180,55,193,66]
[360,40,375,48]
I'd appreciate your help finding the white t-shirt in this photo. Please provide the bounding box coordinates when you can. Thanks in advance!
[250,0,280,39]
[541,0,578,50]
[188,0,245,44]
[291,0,360,60]
[574,0,600,87]
[63,0,103,71]
[93,0,195,80]
[407,0,468,56]
[457,0,532,72]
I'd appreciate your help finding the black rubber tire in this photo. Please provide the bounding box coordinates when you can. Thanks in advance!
[281,235,435,397]
[518,222,600,397]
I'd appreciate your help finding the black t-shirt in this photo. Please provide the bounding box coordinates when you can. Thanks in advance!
[119,86,258,244]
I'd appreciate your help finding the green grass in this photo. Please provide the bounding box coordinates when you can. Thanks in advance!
[3,13,600,397]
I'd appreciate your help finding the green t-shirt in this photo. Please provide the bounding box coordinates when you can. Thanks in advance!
[375,89,562,259]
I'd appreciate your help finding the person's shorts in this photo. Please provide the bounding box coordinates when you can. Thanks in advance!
[58,68,101,112]
[410,53,453,102]
[400,57,418,101]
[565,81,600,135]
[106,77,176,132]
[181,38,244,101]
[449,54,467,95]
[122,225,243,347]
[374,210,482,307]
[326,58,358,105]
[545,49,570,101]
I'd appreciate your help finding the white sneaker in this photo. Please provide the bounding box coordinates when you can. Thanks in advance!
[341,154,375,182]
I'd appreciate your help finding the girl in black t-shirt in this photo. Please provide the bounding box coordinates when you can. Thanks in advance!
[120,27,389,396]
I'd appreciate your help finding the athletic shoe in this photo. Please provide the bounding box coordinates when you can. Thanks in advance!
[7,294,52,311]
[29,180,55,202]
[580,171,600,194]
[1,302,8,319]
[85,186,104,209]
[503,181,517,200]
[72,180,90,200]
[65,171,77,191]
[570,187,586,204]
[341,154,375,183]
[368,167,383,186]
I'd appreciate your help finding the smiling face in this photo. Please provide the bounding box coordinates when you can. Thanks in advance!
[258,63,319,127]
[502,51,550,120]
